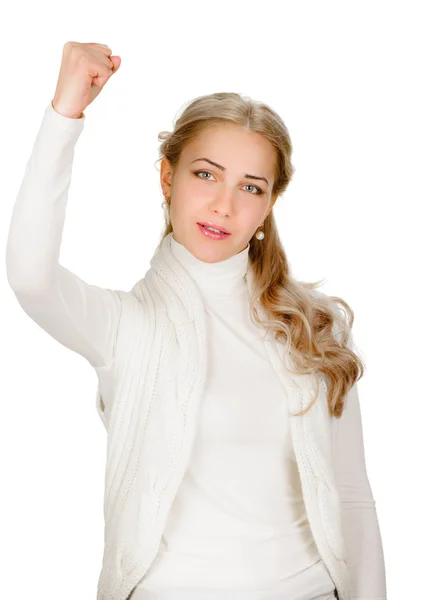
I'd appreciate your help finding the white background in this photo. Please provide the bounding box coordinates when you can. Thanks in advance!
[1,1,445,598]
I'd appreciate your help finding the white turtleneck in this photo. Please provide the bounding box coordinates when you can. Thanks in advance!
[130,234,337,600]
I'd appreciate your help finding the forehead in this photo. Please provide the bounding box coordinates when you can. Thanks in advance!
[181,123,276,173]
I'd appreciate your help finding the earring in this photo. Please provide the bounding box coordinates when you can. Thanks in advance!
[161,196,170,210]
[255,228,265,240]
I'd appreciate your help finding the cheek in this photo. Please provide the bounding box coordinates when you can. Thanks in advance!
[174,175,208,208]
[170,193,200,223]
[239,204,267,229]
[179,172,205,194]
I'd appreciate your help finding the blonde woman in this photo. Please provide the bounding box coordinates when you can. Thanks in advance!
[6,42,387,600]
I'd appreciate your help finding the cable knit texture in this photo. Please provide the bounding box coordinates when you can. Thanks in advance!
[95,232,352,600]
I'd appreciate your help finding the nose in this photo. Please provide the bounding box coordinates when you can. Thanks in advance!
[209,187,235,217]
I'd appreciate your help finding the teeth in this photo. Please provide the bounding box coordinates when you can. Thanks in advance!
[204,225,224,234]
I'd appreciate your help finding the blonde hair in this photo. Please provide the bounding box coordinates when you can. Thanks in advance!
[154,92,364,418]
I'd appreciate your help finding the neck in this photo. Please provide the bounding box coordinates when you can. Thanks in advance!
[169,233,250,299]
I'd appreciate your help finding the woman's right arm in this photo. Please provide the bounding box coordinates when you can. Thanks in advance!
[5,102,121,370]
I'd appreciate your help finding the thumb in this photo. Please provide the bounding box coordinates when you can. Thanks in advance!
[93,56,121,87]
[110,55,121,73]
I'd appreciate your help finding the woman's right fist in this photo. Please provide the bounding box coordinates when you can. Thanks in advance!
[51,41,121,119]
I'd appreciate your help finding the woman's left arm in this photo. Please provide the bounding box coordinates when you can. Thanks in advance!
[333,333,388,600]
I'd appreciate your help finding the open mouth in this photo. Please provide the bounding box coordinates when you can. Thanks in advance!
[197,223,231,239]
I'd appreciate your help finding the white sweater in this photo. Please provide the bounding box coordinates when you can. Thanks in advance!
[5,103,387,600]
[131,234,337,600]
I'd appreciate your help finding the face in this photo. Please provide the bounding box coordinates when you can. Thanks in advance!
[160,123,278,263]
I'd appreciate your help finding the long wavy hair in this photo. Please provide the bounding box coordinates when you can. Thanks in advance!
[154,92,365,418]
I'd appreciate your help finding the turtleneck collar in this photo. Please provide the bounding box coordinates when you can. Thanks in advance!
[169,232,250,299]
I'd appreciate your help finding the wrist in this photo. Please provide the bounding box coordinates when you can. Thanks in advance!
[51,99,84,119]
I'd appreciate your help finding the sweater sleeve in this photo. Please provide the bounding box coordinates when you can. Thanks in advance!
[5,102,121,370]
[333,332,387,599]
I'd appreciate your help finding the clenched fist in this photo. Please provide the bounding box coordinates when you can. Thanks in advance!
[51,41,121,119]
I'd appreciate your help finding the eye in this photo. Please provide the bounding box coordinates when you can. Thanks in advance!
[242,183,264,195]
[193,170,264,195]
[194,170,214,181]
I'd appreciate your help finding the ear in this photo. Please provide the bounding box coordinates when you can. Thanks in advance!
[160,158,174,198]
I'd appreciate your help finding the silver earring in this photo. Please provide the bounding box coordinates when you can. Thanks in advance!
[255,229,265,240]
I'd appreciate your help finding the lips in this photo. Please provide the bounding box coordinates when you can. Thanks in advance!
[197,223,231,240]
[197,222,231,235]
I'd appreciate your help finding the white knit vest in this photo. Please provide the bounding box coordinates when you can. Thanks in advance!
[94,233,350,600]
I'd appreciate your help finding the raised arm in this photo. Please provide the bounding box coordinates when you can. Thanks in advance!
[333,332,387,599]
[5,102,121,370]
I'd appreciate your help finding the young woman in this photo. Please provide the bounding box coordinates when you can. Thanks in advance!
[6,42,387,600]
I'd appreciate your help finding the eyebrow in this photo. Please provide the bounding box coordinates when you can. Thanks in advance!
[191,157,270,186]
